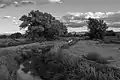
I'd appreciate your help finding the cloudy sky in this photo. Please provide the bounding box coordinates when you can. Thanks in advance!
[0,0,120,33]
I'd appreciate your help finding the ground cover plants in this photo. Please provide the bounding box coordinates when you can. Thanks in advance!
[14,42,120,80]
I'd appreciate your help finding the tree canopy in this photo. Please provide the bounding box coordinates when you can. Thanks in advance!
[19,10,68,41]
[87,18,108,40]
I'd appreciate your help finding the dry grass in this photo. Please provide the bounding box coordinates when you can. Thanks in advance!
[35,46,120,80]
[0,38,32,48]
[14,42,120,80]
[0,41,54,80]
[0,40,120,80]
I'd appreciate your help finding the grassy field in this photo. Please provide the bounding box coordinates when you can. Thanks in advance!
[0,38,120,80]
[0,38,34,48]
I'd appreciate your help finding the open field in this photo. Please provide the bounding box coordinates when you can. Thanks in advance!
[0,39,33,48]
[68,40,120,67]
[70,40,120,59]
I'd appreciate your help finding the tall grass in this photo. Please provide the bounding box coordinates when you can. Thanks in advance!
[15,44,120,80]
[1,40,120,80]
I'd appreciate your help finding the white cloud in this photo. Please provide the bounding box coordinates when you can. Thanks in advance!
[67,26,88,32]
[106,12,115,16]
[13,17,16,19]
[67,26,120,32]
[12,20,19,25]
[2,16,17,19]
[69,20,86,24]
[112,22,120,24]
[67,12,84,17]
[64,12,107,20]
[49,0,63,3]
[14,0,35,7]
[2,15,20,25]
[62,11,120,29]
[3,16,11,19]
[107,27,120,32]
[0,0,63,8]
[0,3,7,8]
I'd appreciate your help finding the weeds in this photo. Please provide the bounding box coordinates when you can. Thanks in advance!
[15,45,120,80]
[1,42,120,80]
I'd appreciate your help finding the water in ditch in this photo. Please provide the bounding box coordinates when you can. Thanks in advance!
[17,64,41,80]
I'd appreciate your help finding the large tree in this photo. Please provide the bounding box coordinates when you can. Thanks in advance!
[19,10,67,41]
[87,18,108,40]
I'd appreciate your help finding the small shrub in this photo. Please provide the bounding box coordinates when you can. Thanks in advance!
[82,52,109,64]
[61,44,69,49]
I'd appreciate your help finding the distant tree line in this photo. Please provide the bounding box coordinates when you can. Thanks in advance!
[0,32,25,39]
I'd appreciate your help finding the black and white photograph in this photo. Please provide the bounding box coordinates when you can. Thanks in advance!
[0,0,120,80]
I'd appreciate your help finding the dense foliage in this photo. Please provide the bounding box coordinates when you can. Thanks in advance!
[19,10,68,41]
[10,32,22,39]
[87,18,108,40]
[0,34,9,39]
[105,30,116,36]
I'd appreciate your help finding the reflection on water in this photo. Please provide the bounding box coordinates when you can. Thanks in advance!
[17,64,41,80]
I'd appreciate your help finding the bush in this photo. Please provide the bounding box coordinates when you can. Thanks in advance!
[87,18,108,40]
[82,52,109,64]
[105,30,116,36]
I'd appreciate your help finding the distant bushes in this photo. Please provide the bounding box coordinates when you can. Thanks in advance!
[0,39,33,48]
[105,30,116,36]
[0,35,8,39]
[10,32,22,39]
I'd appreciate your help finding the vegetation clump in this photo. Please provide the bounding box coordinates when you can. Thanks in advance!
[87,18,108,40]
[19,10,68,41]
[82,52,109,64]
